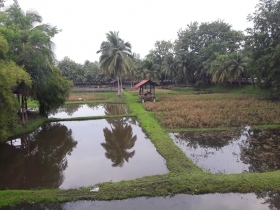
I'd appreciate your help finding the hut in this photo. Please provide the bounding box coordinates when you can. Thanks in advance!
[134,80,159,103]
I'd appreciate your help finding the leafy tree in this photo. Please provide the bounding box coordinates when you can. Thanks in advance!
[246,0,280,94]
[0,35,31,142]
[36,67,73,116]
[0,0,60,121]
[58,56,84,83]
[146,40,174,85]
[175,20,244,85]
[97,31,133,96]
[83,60,103,84]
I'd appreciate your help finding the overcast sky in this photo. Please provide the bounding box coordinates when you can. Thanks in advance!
[5,0,260,64]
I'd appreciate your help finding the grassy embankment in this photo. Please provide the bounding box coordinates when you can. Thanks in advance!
[1,85,280,207]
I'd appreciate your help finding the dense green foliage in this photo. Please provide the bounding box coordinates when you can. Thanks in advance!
[58,57,105,84]
[135,0,280,94]
[0,35,32,142]
[246,0,280,94]
[36,67,73,116]
[0,1,72,138]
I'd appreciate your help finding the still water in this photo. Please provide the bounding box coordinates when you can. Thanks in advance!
[169,126,280,174]
[49,103,130,118]
[2,192,280,210]
[0,118,168,190]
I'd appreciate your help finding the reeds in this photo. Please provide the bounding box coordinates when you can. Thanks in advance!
[144,94,280,128]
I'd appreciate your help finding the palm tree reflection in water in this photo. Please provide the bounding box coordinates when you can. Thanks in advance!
[101,117,137,167]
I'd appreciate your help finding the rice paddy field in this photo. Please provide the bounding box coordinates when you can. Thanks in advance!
[143,93,280,129]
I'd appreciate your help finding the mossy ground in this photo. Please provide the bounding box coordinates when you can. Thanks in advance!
[2,87,280,207]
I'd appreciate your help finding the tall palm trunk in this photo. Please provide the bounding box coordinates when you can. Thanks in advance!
[117,75,121,96]
[120,72,123,97]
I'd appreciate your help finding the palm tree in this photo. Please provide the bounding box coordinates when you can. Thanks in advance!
[209,53,231,84]
[227,52,249,86]
[175,54,188,85]
[97,31,133,96]
[162,55,178,86]
[210,52,249,85]
[137,59,160,82]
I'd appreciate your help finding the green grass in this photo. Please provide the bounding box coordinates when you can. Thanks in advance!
[47,114,136,122]
[206,84,268,95]
[26,99,39,107]
[6,115,47,141]
[2,89,280,207]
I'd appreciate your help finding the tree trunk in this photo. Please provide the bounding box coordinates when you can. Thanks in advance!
[117,75,121,96]
[120,72,123,97]
[21,94,25,124]
[17,87,21,114]
[24,96,28,122]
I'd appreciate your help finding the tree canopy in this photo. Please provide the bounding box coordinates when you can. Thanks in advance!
[246,0,280,94]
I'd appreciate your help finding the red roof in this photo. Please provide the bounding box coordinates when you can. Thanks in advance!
[134,80,159,88]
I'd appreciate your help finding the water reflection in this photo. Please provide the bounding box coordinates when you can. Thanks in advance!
[2,192,280,210]
[170,127,280,174]
[1,119,168,189]
[0,123,77,190]
[256,192,280,210]
[240,129,280,172]
[101,118,137,167]
[49,104,130,118]
[103,103,130,115]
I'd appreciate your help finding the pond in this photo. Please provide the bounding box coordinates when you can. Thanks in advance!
[0,118,168,190]
[48,103,130,118]
[2,192,279,210]
[169,126,280,174]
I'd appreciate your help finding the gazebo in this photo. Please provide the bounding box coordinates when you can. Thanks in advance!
[134,80,159,103]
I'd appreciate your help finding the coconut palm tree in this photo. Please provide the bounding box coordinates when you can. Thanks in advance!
[210,52,249,85]
[97,31,133,96]
[209,53,231,84]
[162,55,178,86]
[137,59,160,81]
[227,52,249,86]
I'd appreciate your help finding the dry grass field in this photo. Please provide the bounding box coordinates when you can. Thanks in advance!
[144,93,280,128]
